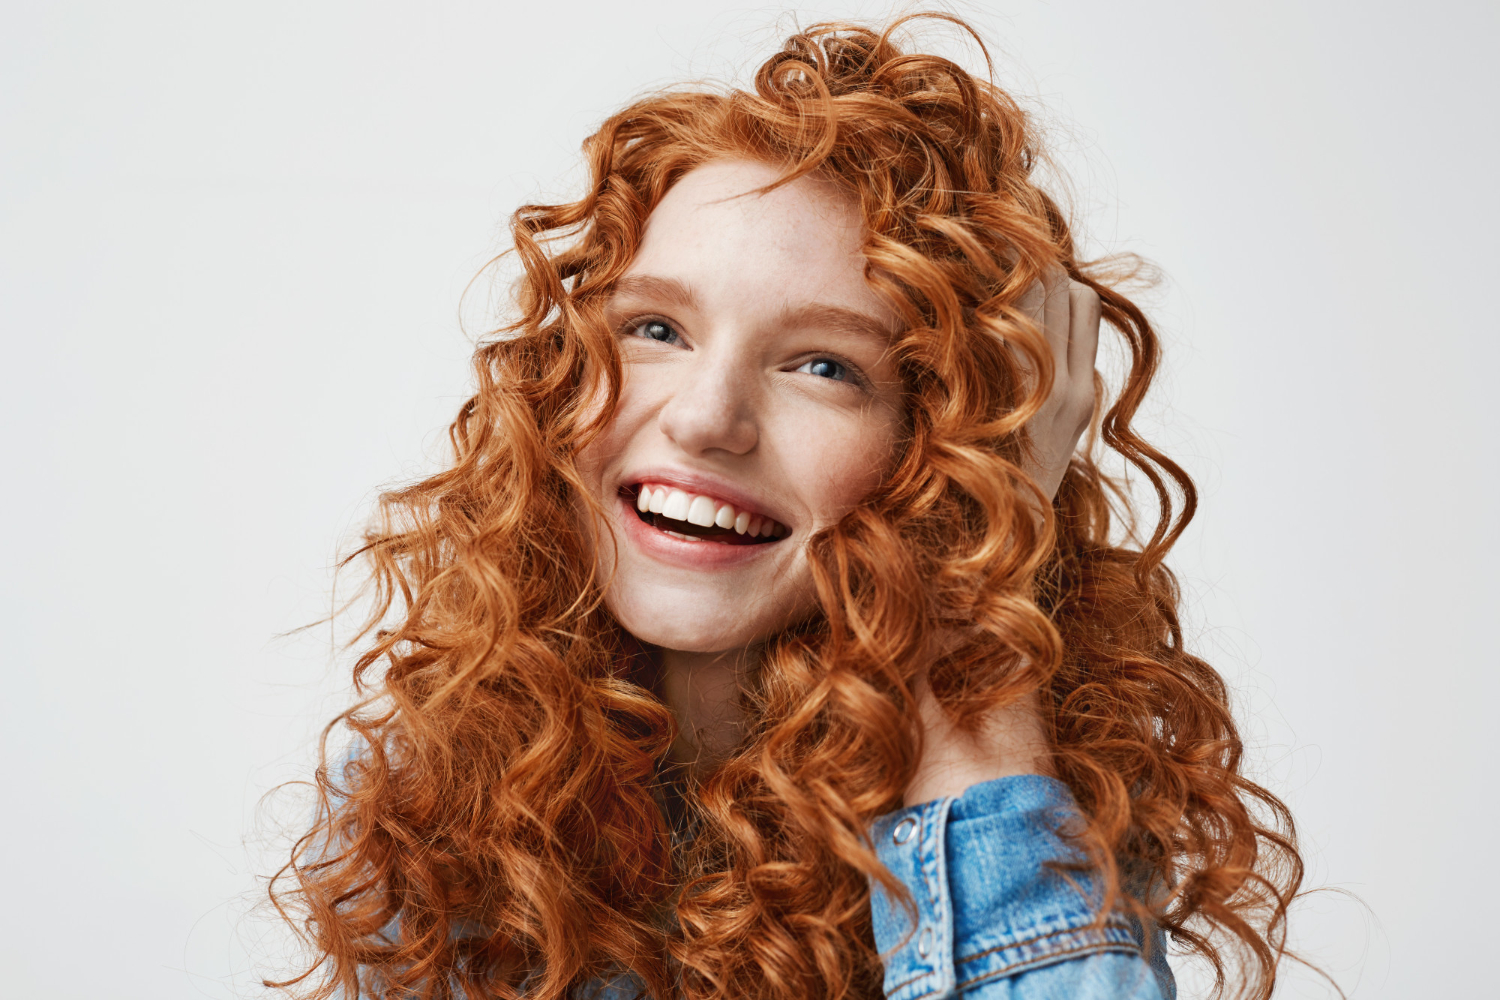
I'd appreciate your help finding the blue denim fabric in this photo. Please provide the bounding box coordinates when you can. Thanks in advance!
[869,775,1174,1000]
[339,743,1172,999]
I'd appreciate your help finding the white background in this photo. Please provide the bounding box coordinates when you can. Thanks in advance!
[3,2,1495,997]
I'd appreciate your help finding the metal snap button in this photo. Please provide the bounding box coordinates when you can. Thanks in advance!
[892,817,918,845]
[917,926,933,958]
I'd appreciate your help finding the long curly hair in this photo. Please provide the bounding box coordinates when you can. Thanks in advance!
[268,14,1302,1000]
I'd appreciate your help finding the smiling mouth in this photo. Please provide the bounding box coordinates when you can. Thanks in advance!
[624,483,788,546]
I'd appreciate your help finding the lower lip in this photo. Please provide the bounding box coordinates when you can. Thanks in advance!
[617,496,785,569]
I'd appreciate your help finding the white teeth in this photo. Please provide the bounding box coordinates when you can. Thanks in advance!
[634,482,787,540]
[661,489,690,521]
[686,495,717,527]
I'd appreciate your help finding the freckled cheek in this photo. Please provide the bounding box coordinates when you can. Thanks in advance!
[574,371,657,489]
[779,412,901,524]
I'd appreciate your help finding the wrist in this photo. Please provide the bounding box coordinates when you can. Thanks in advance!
[904,686,1053,807]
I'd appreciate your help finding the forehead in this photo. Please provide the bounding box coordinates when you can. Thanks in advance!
[643,159,862,245]
[623,160,888,321]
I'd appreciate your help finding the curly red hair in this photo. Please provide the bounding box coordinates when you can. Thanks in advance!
[269,15,1302,1000]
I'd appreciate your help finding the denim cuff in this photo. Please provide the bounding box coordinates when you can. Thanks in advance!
[869,775,1148,1000]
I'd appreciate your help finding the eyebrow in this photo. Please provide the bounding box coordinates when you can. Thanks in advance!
[609,274,700,311]
[609,273,897,343]
[776,302,898,344]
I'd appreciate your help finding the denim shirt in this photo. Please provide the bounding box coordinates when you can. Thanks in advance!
[342,752,1174,999]
[582,775,1174,1000]
[867,775,1174,1000]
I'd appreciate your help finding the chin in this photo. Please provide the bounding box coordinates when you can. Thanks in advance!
[612,609,769,654]
[607,591,808,654]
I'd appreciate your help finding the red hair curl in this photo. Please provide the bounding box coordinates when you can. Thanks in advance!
[269,14,1303,1000]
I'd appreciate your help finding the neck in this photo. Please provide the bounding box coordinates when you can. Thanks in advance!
[658,645,757,772]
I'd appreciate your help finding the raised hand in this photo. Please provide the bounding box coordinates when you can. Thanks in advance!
[1014,266,1101,505]
[903,266,1101,806]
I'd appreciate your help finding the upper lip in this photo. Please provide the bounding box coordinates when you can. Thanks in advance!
[620,466,790,528]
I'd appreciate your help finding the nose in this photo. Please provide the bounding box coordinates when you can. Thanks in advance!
[655,352,760,457]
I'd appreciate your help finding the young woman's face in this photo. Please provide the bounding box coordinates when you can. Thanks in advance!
[577,159,906,653]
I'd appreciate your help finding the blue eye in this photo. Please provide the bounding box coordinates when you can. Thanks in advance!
[797,357,849,381]
[630,319,681,345]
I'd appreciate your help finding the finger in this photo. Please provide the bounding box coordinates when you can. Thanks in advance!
[1042,265,1071,383]
[1067,281,1101,386]
[1011,277,1046,384]
[1017,276,1045,330]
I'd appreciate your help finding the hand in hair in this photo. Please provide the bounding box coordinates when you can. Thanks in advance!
[904,265,1100,806]
[1017,264,1103,507]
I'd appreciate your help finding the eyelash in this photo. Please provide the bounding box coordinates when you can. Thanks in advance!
[624,317,683,347]
[793,356,858,386]
[619,316,872,390]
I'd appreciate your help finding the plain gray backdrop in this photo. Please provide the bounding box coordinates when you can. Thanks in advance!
[3,1,1495,997]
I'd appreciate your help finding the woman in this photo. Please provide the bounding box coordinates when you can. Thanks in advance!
[271,15,1302,1000]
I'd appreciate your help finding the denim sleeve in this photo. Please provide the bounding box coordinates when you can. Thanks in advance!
[868,775,1175,1000]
